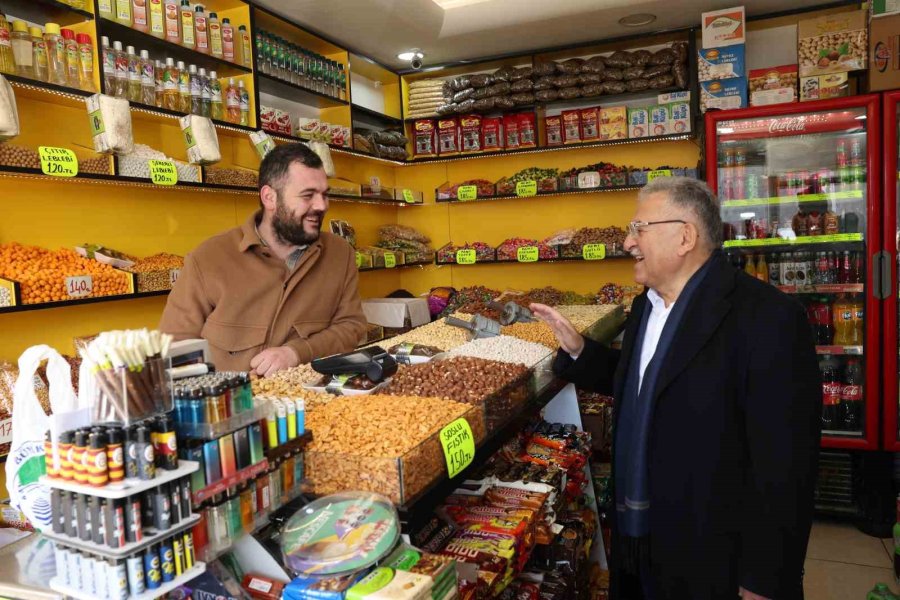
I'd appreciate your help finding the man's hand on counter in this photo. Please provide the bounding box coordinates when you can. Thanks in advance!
[250,345,301,378]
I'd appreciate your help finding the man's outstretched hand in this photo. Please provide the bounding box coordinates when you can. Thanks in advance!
[530,303,585,357]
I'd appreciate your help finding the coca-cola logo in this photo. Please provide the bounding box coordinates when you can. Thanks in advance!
[841,384,863,401]
[822,382,842,405]
[768,118,807,134]
[874,41,890,73]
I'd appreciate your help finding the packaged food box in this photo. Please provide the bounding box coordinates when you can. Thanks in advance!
[275,108,293,135]
[413,120,437,157]
[872,0,900,16]
[503,114,520,150]
[283,572,367,600]
[545,115,563,146]
[599,107,627,140]
[296,117,321,140]
[328,124,347,146]
[701,6,746,48]
[260,105,277,132]
[869,13,900,92]
[749,65,798,106]
[649,105,670,136]
[698,45,746,81]
[799,72,849,101]
[669,102,691,134]
[342,126,352,148]
[657,91,691,104]
[628,107,649,139]
[700,78,748,112]
[518,113,537,148]
[346,568,433,600]
[438,118,460,156]
[562,110,581,144]
[798,10,867,77]
[460,114,483,153]
[580,107,600,142]
[481,117,503,151]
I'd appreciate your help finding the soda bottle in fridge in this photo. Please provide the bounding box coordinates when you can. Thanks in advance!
[840,358,864,431]
[820,357,841,431]
[743,255,756,279]
[768,253,781,287]
[833,294,855,346]
[755,254,768,283]
[813,297,834,345]
[837,138,849,168]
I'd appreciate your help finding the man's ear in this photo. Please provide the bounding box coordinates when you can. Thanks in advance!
[678,222,699,256]
[260,185,278,211]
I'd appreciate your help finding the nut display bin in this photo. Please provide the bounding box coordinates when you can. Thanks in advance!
[306,404,486,503]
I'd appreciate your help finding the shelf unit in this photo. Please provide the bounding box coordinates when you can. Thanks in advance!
[97,18,252,77]
[435,254,631,267]
[39,461,199,499]
[2,0,94,24]
[256,72,348,108]
[437,185,642,204]
[50,562,206,600]
[192,459,269,504]
[42,513,201,559]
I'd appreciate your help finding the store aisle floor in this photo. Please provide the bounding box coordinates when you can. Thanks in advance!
[804,520,897,599]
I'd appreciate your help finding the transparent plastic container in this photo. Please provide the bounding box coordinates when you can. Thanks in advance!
[89,356,174,425]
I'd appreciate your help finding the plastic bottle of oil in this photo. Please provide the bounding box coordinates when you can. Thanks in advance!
[126,45,141,103]
[149,0,164,39]
[221,17,233,62]
[198,67,210,117]
[11,21,34,78]
[164,0,180,44]
[193,5,208,54]
[177,59,190,112]
[224,77,239,123]
[30,26,49,82]
[44,23,67,86]
[189,64,201,115]
[162,56,179,110]
[209,69,222,120]
[114,0,132,27]
[61,28,79,87]
[132,0,148,33]
[98,0,114,21]
[237,24,251,68]
[100,36,114,93]
[76,33,95,91]
[207,12,222,58]
[140,50,155,105]
[154,59,163,106]
[0,16,17,76]
[112,40,127,98]
[179,0,195,50]
[238,79,249,126]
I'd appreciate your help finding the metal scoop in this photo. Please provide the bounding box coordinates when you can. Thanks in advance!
[444,314,502,340]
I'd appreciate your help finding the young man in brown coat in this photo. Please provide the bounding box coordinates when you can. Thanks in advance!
[160,143,367,376]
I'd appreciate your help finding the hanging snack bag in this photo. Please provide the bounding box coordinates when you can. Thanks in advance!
[517,112,537,148]
[545,115,563,146]
[580,107,600,142]
[413,119,437,158]
[460,114,483,153]
[481,117,503,152]
[438,117,460,156]
[562,110,581,145]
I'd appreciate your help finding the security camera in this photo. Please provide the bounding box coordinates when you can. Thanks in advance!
[398,49,425,70]
[410,56,424,70]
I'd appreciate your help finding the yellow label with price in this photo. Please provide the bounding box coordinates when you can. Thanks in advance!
[517,246,539,262]
[457,185,478,201]
[456,249,476,265]
[582,244,606,260]
[384,253,397,268]
[39,147,79,177]
[440,418,474,478]
[149,160,178,186]
[515,180,537,197]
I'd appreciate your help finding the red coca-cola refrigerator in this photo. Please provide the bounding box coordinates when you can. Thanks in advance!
[705,94,882,450]
[882,91,900,452]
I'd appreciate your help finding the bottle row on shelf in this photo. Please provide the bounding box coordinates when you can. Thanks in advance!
[100,36,249,125]
[98,0,252,67]
[254,28,347,101]
[0,16,96,91]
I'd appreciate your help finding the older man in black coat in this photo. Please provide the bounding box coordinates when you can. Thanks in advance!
[532,177,821,600]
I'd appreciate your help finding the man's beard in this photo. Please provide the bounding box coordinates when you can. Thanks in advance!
[272,197,323,246]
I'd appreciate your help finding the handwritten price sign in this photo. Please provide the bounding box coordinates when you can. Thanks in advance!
[356,252,363,268]
[169,269,181,286]
[149,160,178,186]
[65,275,93,298]
[457,185,478,201]
[582,244,606,261]
[456,249,476,265]
[402,189,416,204]
[517,246,539,263]
[647,169,672,182]
[515,180,537,197]
[384,253,397,268]
[440,418,474,478]
[577,171,600,189]
[39,147,79,177]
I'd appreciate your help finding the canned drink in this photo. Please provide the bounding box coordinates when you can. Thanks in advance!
[836,138,848,167]
[746,173,761,199]
[849,137,864,167]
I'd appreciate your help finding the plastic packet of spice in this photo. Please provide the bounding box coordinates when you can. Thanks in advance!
[545,116,563,146]
[517,113,536,148]
[481,117,503,152]
[503,114,520,150]
[86,93,134,155]
[437,117,459,156]
[414,119,437,157]
[460,114,483,153]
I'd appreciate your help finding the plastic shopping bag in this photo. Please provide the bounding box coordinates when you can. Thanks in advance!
[4,345,78,531]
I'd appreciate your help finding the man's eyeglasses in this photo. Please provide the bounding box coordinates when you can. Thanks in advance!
[627,220,687,237]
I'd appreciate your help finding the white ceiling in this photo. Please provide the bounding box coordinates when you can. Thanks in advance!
[257,0,833,70]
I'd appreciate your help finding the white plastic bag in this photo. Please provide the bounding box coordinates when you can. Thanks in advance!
[0,74,20,141]
[4,346,78,531]
[180,114,221,165]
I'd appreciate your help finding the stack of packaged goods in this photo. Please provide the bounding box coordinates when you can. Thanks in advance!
[1,18,96,91]
[126,252,185,292]
[353,128,409,161]
[406,420,596,599]
[375,225,434,265]
[406,78,449,120]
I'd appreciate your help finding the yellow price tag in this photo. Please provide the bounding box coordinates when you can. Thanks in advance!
[402,189,416,204]
[440,418,474,478]
[515,180,537,197]
[355,252,363,268]
[517,246,539,263]
[384,253,397,268]
[39,146,78,177]
[582,243,606,260]
[456,249,476,265]
[149,160,178,186]
[457,185,478,201]
[647,169,672,182]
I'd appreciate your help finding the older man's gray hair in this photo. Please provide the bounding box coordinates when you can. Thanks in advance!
[639,176,723,250]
